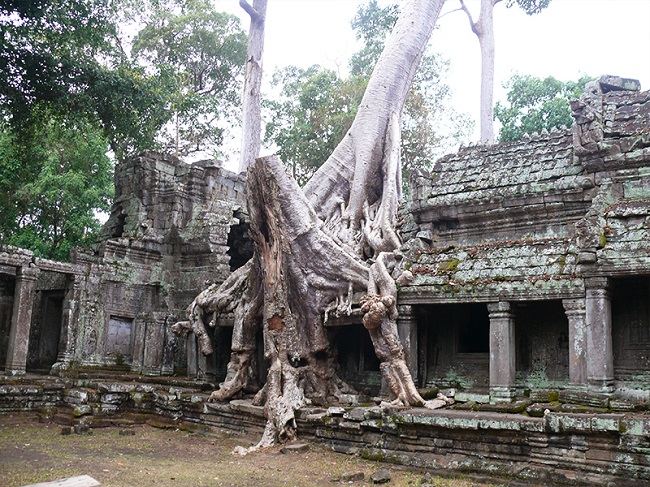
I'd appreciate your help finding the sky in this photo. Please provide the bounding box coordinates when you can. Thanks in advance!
[214,0,650,152]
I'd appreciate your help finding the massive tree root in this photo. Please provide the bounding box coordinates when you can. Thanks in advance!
[175,0,450,448]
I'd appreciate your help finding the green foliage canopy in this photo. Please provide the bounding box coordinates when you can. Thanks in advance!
[132,0,247,157]
[0,113,113,261]
[495,73,593,142]
[0,0,176,161]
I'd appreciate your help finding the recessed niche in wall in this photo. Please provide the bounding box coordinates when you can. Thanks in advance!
[107,315,134,358]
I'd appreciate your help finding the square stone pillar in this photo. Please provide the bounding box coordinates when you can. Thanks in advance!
[52,274,82,375]
[585,277,614,392]
[142,312,167,376]
[4,265,40,375]
[397,305,418,382]
[488,301,516,403]
[130,316,146,374]
[563,298,587,386]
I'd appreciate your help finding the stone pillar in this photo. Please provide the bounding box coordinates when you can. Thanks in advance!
[52,274,82,375]
[186,335,198,379]
[4,265,40,375]
[563,298,587,386]
[142,312,166,376]
[397,305,418,382]
[161,318,177,376]
[585,277,614,392]
[488,301,516,403]
[130,317,146,374]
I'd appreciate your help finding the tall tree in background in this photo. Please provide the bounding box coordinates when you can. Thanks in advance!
[238,0,268,173]
[265,0,471,186]
[1,0,248,258]
[132,0,247,158]
[495,73,593,142]
[456,0,551,144]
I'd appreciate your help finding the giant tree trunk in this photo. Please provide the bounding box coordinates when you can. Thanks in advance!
[238,0,267,173]
[176,0,449,449]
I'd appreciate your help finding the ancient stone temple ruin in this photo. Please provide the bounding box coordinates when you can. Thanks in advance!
[1,153,249,378]
[2,76,650,484]
[397,75,650,404]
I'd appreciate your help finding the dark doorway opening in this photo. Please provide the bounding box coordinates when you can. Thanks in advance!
[0,276,16,369]
[416,303,490,389]
[27,291,64,372]
[514,300,569,386]
[334,324,381,395]
[612,276,650,381]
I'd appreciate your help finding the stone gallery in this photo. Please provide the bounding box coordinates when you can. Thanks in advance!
[2,76,650,483]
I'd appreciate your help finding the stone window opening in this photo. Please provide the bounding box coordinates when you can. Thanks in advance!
[112,209,126,238]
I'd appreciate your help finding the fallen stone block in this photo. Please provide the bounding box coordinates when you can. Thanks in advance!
[280,443,310,454]
[21,474,101,486]
[370,468,391,484]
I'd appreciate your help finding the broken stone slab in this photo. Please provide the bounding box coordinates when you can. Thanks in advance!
[73,405,93,417]
[97,382,138,394]
[343,407,367,422]
[370,469,391,484]
[528,390,559,403]
[327,406,346,416]
[598,75,641,93]
[526,402,561,417]
[340,472,364,482]
[559,390,611,408]
[21,475,101,487]
[280,443,309,454]
[229,399,265,417]
[73,424,92,435]
[476,399,532,414]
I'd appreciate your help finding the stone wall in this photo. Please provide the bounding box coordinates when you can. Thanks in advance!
[399,76,650,404]
[1,153,248,380]
[3,375,650,485]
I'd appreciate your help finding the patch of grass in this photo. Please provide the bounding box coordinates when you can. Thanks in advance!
[0,414,500,487]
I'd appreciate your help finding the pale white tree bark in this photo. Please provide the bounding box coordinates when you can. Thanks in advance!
[177,0,450,448]
[238,0,267,173]
[459,0,500,144]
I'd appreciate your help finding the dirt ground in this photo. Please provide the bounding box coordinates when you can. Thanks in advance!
[0,413,501,487]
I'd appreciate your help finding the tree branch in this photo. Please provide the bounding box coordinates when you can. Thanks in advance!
[458,0,479,36]
[438,6,464,20]
[239,0,262,22]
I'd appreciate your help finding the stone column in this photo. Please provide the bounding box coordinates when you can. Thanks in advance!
[142,312,167,376]
[563,298,587,386]
[397,305,418,383]
[52,274,82,375]
[488,301,516,403]
[585,277,614,392]
[4,265,40,375]
[130,317,146,374]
